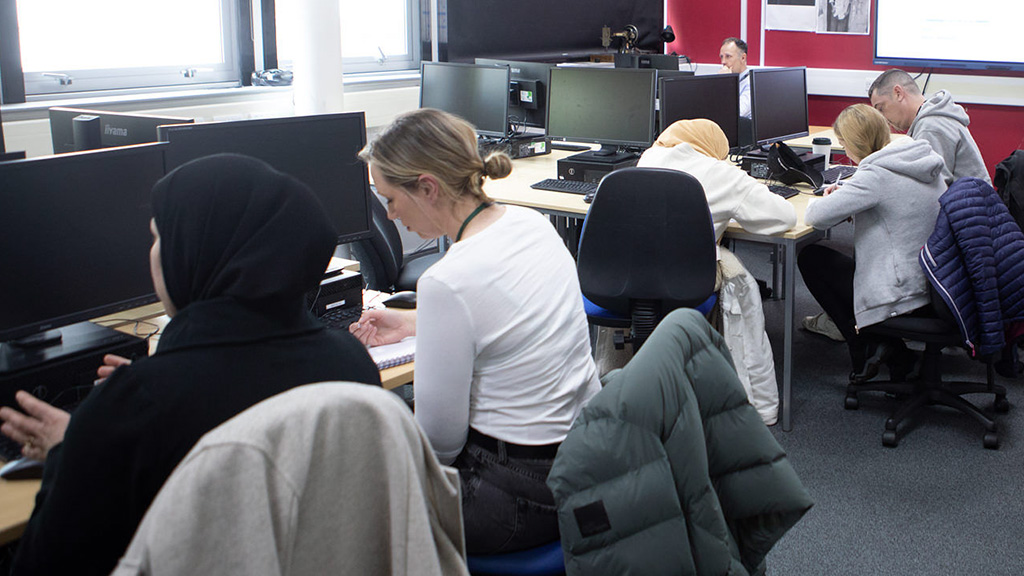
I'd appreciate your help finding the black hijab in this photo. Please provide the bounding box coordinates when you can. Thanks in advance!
[151,153,336,312]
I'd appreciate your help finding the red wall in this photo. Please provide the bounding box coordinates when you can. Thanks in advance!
[665,0,1024,179]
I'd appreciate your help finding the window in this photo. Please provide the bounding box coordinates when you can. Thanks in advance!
[16,0,241,97]
[0,0,421,102]
[275,0,421,74]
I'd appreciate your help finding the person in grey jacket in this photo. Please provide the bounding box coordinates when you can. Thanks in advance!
[869,68,990,184]
[799,104,947,378]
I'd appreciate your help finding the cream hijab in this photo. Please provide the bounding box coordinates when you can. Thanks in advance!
[654,119,730,161]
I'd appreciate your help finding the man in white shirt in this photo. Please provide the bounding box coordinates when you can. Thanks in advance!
[719,37,750,119]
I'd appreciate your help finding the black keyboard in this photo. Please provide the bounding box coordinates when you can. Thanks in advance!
[531,178,598,195]
[319,306,362,330]
[767,184,800,199]
[821,165,857,183]
[0,434,22,462]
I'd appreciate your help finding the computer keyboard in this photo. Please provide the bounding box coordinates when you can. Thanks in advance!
[821,165,857,183]
[767,184,800,199]
[319,306,363,331]
[0,434,23,462]
[531,178,598,195]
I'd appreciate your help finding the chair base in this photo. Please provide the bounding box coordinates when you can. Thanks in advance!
[844,344,1009,449]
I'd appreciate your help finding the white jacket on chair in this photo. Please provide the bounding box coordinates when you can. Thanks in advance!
[113,383,467,576]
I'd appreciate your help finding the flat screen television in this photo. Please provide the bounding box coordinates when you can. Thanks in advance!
[749,67,809,147]
[546,66,657,154]
[158,113,373,245]
[0,143,167,344]
[874,0,1024,72]
[659,74,740,149]
[49,107,193,154]
[420,62,511,138]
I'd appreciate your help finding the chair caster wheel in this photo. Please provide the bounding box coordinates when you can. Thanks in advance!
[844,395,859,410]
[994,396,1010,413]
[882,430,898,447]
[983,432,1000,449]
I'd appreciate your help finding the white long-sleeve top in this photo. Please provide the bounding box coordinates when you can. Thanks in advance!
[414,205,601,464]
[638,142,797,242]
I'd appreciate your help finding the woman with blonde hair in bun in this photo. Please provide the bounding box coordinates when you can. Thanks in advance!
[638,118,797,425]
[351,108,601,554]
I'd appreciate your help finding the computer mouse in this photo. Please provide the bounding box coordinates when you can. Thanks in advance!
[0,457,44,480]
[383,291,417,309]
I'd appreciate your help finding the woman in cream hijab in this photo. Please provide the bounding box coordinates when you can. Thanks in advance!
[637,119,797,425]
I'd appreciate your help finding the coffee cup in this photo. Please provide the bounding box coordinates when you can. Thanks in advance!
[812,137,831,170]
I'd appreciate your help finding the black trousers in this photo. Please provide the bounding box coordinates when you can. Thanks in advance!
[798,244,869,372]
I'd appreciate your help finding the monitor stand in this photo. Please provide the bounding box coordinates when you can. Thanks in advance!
[566,147,638,164]
[1,322,149,409]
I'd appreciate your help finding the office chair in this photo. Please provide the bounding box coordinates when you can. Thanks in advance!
[846,285,1009,448]
[113,384,467,575]
[576,167,717,352]
[350,192,443,292]
[846,177,1024,449]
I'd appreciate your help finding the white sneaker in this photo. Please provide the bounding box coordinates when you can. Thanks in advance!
[802,312,845,342]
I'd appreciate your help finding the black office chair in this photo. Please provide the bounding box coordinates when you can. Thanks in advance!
[350,193,442,292]
[576,167,718,352]
[845,284,1009,448]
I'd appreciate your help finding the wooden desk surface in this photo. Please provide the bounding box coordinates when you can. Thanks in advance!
[0,478,40,545]
[486,146,820,242]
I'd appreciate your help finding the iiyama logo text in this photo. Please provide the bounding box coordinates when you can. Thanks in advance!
[104,124,128,137]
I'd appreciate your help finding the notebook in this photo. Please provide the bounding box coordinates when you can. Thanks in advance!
[369,337,416,370]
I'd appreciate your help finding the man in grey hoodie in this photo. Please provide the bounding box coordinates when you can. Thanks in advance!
[868,69,990,184]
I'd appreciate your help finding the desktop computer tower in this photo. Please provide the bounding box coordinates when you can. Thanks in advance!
[1,322,150,411]
[557,151,639,184]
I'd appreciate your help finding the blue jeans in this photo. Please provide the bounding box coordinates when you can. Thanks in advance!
[454,433,560,554]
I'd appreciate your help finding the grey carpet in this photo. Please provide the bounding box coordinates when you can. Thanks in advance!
[734,223,1024,575]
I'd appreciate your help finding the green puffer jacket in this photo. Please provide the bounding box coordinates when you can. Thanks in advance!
[547,309,812,575]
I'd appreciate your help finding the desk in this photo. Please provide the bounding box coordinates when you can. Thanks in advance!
[487,148,824,432]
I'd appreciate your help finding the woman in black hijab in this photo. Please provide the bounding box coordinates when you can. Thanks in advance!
[3,154,380,576]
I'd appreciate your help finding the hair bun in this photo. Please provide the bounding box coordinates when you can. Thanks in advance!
[482,152,513,180]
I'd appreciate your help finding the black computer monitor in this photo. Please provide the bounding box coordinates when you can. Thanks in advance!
[474,58,554,131]
[158,113,373,245]
[749,67,809,147]
[659,74,741,149]
[419,62,511,138]
[614,53,681,71]
[546,67,657,154]
[49,107,193,154]
[0,143,167,345]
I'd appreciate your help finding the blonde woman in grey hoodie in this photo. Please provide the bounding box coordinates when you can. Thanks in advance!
[798,104,947,380]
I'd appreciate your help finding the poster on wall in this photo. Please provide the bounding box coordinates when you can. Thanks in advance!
[816,0,871,34]
[765,0,816,32]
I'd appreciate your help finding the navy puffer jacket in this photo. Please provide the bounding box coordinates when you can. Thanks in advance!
[920,177,1024,356]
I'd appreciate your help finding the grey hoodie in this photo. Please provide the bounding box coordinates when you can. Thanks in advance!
[909,89,991,184]
[805,138,946,328]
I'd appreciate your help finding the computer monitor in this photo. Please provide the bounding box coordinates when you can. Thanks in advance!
[49,107,193,154]
[0,143,167,345]
[659,74,741,149]
[474,58,554,131]
[158,113,373,245]
[749,67,809,147]
[419,62,511,138]
[546,66,657,155]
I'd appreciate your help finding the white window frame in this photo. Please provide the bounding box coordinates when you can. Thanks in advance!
[20,0,242,98]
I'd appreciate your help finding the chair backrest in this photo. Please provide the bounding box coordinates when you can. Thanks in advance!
[577,167,717,316]
[113,383,467,576]
[350,193,405,291]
